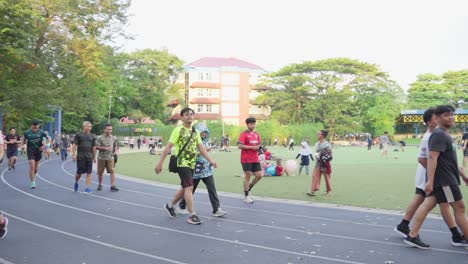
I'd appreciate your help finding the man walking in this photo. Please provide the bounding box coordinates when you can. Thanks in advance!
[155,108,217,225]
[238,117,263,203]
[5,128,21,171]
[96,124,119,192]
[21,121,49,189]
[395,108,465,246]
[379,131,390,159]
[404,105,468,249]
[72,121,97,193]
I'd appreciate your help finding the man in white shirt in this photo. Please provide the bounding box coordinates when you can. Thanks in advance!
[394,107,465,246]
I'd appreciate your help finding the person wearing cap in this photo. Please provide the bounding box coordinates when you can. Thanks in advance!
[177,123,227,217]
[21,120,49,189]
[238,117,263,203]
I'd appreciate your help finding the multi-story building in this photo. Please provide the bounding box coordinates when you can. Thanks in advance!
[167,57,271,126]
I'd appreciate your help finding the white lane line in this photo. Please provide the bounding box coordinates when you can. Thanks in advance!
[0,211,186,264]
[34,172,468,256]
[60,160,450,235]
[0,257,15,264]
[2,170,367,264]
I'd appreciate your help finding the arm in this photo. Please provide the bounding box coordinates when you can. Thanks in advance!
[417,157,427,169]
[154,142,174,174]
[92,146,97,162]
[425,151,440,194]
[237,143,259,151]
[71,143,77,161]
[309,154,314,161]
[295,154,300,159]
[463,140,467,151]
[198,143,217,168]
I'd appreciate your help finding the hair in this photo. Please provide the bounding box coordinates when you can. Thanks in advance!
[435,105,455,116]
[9,127,15,131]
[82,121,92,127]
[245,117,256,124]
[104,123,112,129]
[423,107,436,125]
[320,130,329,138]
[31,120,39,126]
[276,159,282,164]
[180,107,195,116]
[384,131,388,134]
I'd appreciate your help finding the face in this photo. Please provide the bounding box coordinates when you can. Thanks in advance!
[83,123,92,133]
[437,111,455,128]
[317,131,323,140]
[104,126,113,135]
[200,131,207,138]
[10,129,15,135]
[181,110,194,124]
[31,124,39,132]
[247,122,256,131]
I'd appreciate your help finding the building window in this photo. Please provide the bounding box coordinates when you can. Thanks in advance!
[198,72,212,81]
[197,104,203,113]
[197,89,203,97]
[206,89,212,96]
[206,104,212,112]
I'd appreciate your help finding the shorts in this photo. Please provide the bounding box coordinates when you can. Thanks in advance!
[6,150,17,159]
[431,185,463,203]
[177,167,194,188]
[464,148,468,157]
[415,187,425,197]
[97,159,114,175]
[27,149,42,161]
[241,162,262,173]
[77,160,93,174]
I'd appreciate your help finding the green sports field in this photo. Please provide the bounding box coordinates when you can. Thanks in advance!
[116,145,468,211]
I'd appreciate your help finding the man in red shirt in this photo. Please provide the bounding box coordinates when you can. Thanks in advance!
[237,117,263,203]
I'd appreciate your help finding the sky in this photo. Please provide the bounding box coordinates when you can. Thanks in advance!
[119,0,468,89]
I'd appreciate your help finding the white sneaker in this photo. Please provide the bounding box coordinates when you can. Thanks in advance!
[213,208,228,217]
[177,205,189,215]
[243,195,254,204]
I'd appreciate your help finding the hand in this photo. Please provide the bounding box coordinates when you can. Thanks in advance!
[251,145,259,150]
[93,158,97,164]
[72,155,77,162]
[155,163,163,174]
[39,146,45,151]
[107,146,113,151]
[424,181,433,195]
[209,160,217,168]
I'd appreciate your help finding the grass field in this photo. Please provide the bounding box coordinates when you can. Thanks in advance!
[116,145,468,212]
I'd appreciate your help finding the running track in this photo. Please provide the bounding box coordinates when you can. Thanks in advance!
[0,157,467,264]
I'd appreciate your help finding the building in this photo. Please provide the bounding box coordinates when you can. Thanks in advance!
[167,57,271,126]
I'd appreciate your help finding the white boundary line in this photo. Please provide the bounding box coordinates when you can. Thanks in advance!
[0,257,15,264]
[1,165,368,264]
[36,167,468,256]
[0,211,187,264]
[60,160,450,234]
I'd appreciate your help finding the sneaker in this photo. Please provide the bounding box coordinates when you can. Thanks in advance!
[12,165,15,171]
[0,217,8,239]
[177,205,189,215]
[243,195,254,204]
[74,183,79,192]
[84,188,92,193]
[404,235,431,249]
[213,208,228,217]
[394,224,410,237]
[306,192,316,196]
[164,204,176,218]
[187,214,202,225]
[7,166,11,171]
[30,181,36,189]
[110,186,119,192]
[97,185,102,191]
[451,235,468,247]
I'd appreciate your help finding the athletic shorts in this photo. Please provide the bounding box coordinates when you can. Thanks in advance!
[241,162,262,173]
[177,167,193,188]
[97,159,114,175]
[415,187,425,197]
[77,160,93,175]
[27,149,42,161]
[431,185,463,203]
[6,150,17,159]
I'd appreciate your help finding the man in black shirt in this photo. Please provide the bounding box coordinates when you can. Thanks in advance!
[5,128,21,171]
[72,121,97,193]
[405,105,468,249]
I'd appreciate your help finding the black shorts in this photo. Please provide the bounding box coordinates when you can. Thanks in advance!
[177,167,193,188]
[431,185,463,203]
[415,187,425,197]
[27,149,42,161]
[6,150,17,159]
[241,162,262,173]
[77,160,93,174]
[464,149,468,157]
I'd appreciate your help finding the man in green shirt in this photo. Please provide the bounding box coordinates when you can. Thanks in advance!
[155,107,217,225]
[21,121,49,189]
[96,124,119,192]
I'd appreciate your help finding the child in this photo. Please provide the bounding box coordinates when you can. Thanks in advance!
[259,154,271,175]
[296,142,314,176]
[264,147,272,160]
[275,159,289,176]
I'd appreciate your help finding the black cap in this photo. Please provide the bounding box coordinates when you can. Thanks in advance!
[245,117,256,124]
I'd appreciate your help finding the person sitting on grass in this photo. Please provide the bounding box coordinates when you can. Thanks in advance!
[259,154,271,175]
[275,159,289,176]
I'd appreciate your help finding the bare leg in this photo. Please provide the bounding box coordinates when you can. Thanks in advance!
[408,196,437,238]
[403,195,425,221]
